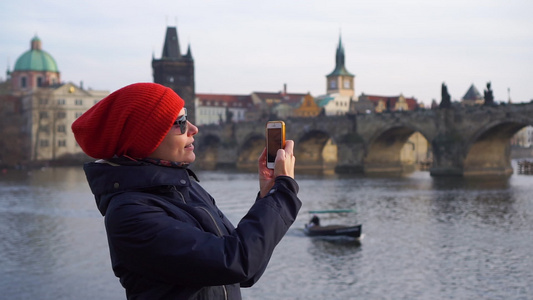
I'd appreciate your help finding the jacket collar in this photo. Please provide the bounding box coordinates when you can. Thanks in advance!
[84,160,200,216]
[84,160,199,197]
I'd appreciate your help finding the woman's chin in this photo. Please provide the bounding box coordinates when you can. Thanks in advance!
[184,153,196,164]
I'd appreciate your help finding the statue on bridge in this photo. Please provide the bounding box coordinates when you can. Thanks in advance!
[483,81,495,106]
[439,82,451,109]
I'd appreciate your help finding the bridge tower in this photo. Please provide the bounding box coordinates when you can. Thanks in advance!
[152,27,196,123]
[326,35,355,98]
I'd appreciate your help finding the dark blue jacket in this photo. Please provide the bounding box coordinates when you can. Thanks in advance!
[84,160,301,299]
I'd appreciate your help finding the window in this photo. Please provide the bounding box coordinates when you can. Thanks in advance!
[344,79,350,89]
[58,140,66,147]
[57,99,66,105]
[39,98,48,105]
[57,125,66,133]
[39,111,49,119]
[57,111,66,118]
[21,77,27,88]
[75,112,83,118]
[330,79,337,89]
[39,125,50,133]
[40,140,49,147]
[37,77,43,87]
[75,99,83,105]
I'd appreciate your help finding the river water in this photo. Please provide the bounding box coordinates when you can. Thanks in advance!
[1,163,532,300]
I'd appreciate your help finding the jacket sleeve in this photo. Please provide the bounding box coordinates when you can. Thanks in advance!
[238,176,301,287]
[105,176,301,287]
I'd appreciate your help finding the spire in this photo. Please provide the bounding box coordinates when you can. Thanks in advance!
[336,35,345,68]
[6,58,10,77]
[327,34,354,77]
[184,43,193,60]
[31,35,42,51]
[462,84,482,101]
[161,27,181,59]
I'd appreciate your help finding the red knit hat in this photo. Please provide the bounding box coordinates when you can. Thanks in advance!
[71,82,185,159]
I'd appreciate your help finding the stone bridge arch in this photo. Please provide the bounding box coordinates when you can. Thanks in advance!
[429,104,533,176]
[295,129,337,172]
[236,133,264,171]
[195,133,221,170]
[363,124,432,175]
[463,118,532,176]
[193,103,533,176]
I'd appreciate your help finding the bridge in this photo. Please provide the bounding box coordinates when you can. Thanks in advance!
[193,103,533,176]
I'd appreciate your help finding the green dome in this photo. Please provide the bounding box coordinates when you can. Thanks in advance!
[14,37,58,72]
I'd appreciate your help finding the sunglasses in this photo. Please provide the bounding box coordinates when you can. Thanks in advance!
[173,108,188,134]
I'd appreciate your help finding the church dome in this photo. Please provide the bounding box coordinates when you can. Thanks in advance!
[14,36,59,72]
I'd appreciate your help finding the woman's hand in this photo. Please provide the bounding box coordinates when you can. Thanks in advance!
[258,140,295,198]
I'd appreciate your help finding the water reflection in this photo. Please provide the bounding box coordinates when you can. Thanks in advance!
[430,177,520,229]
[308,237,362,256]
[304,237,363,292]
[0,168,123,299]
[431,175,512,190]
[1,167,532,300]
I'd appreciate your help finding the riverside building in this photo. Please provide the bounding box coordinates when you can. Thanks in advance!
[5,36,108,164]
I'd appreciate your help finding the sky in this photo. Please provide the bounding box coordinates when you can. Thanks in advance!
[1,0,532,106]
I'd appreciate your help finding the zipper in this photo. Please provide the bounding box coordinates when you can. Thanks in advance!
[174,187,228,299]
[221,283,228,300]
[197,206,224,242]
[172,188,186,204]
[197,206,228,300]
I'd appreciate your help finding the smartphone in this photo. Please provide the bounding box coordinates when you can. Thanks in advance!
[266,121,286,169]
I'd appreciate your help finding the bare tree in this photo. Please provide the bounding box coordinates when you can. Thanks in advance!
[30,88,66,162]
[0,91,26,168]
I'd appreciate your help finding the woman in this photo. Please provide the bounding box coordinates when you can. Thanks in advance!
[71,83,301,299]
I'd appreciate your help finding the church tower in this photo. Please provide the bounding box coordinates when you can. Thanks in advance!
[10,36,61,94]
[326,36,355,98]
[152,27,195,123]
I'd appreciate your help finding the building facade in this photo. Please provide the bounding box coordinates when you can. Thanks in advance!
[152,27,196,123]
[511,126,533,148]
[5,36,108,164]
[21,83,108,161]
[195,94,253,125]
[314,36,355,116]
[315,94,352,116]
[251,90,307,120]
[195,89,310,125]
[292,93,321,117]
[356,93,419,113]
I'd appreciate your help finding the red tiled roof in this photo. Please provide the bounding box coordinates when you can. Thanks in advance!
[196,93,253,107]
[252,91,307,104]
[363,94,419,111]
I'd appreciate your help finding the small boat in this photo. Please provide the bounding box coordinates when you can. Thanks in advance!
[304,210,362,239]
[304,223,362,238]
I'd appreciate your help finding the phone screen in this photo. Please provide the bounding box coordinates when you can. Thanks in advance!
[267,127,282,164]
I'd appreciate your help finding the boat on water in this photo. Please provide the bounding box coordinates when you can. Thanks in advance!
[304,223,362,238]
[303,209,362,239]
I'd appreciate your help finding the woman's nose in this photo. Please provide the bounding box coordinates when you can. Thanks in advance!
[187,121,198,136]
